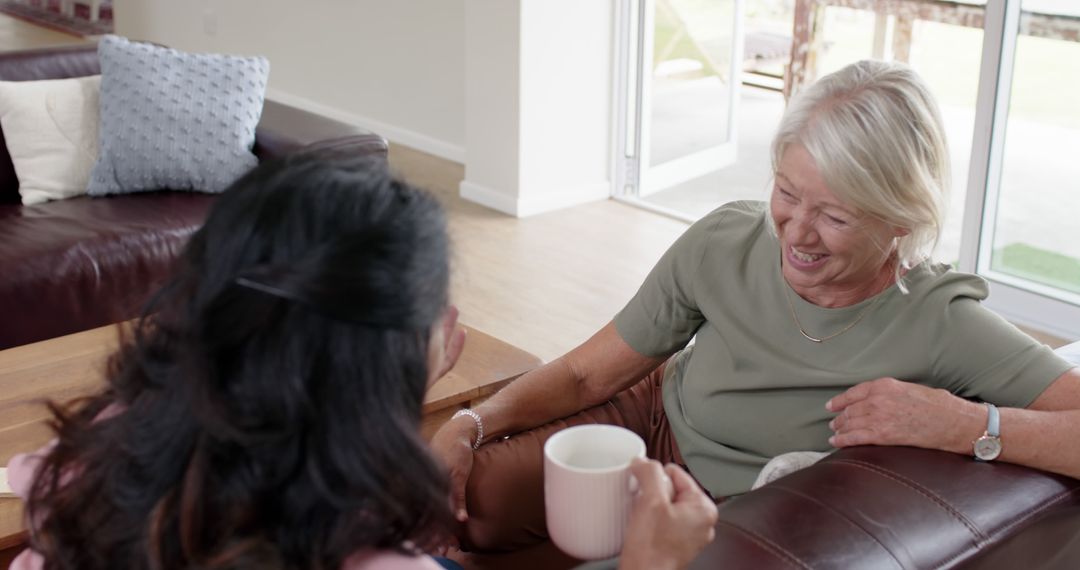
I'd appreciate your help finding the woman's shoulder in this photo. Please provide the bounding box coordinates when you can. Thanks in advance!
[687,200,769,245]
[698,200,767,226]
[902,262,990,304]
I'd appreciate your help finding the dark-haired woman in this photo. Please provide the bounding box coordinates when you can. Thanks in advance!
[6,155,717,570]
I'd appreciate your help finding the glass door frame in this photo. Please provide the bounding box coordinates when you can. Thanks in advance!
[960,0,1080,340]
[612,0,745,220]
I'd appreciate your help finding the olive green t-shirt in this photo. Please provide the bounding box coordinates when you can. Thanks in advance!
[613,201,1074,498]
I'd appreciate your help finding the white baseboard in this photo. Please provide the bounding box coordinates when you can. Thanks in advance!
[459,180,519,216]
[459,180,611,218]
[265,88,466,164]
[518,181,611,217]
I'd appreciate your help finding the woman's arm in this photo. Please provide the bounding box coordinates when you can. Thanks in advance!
[990,367,1080,477]
[828,367,1080,479]
[429,321,668,521]
[471,321,667,440]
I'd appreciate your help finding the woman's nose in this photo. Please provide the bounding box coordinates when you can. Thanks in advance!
[787,210,817,243]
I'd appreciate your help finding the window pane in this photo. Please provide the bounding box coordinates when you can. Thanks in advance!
[988,0,1080,296]
[649,0,736,167]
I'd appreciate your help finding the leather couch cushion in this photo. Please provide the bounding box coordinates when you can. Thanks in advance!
[0,44,387,351]
[690,446,1080,569]
[0,192,214,349]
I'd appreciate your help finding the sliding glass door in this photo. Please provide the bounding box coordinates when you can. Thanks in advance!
[960,0,1080,339]
[614,0,745,219]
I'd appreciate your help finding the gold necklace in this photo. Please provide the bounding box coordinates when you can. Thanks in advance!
[783,286,883,343]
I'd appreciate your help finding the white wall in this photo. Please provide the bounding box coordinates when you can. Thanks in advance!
[518,0,613,214]
[115,0,617,217]
[461,0,614,217]
[459,0,520,207]
[114,0,467,161]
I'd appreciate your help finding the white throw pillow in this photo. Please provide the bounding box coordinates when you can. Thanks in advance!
[0,75,101,205]
[1057,341,1080,366]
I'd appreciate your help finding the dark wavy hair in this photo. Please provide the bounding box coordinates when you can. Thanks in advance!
[25,154,453,569]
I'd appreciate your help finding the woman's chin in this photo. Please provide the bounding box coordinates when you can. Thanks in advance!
[783,270,819,292]
[781,256,830,286]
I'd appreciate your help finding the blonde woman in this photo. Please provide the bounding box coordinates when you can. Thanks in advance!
[431,60,1080,560]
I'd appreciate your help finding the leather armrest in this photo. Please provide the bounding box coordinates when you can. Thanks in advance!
[691,446,1080,569]
[253,99,389,163]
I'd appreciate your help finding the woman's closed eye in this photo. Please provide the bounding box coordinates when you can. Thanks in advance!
[825,214,848,226]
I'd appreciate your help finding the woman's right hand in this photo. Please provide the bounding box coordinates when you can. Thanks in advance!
[619,459,719,570]
[429,415,478,523]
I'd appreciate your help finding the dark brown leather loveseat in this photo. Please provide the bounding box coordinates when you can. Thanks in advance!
[691,342,1080,568]
[0,44,388,350]
[462,343,1080,570]
[464,443,1080,570]
[692,444,1080,569]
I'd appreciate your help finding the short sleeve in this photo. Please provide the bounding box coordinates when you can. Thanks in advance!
[614,210,725,357]
[930,297,1073,408]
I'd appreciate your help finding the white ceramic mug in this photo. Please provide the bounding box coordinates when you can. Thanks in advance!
[544,424,646,560]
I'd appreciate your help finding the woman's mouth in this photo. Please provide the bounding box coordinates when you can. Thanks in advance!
[786,246,829,269]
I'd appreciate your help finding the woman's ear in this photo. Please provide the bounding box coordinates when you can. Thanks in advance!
[893,226,912,238]
[426,318,447,390]
[426,305,465,390]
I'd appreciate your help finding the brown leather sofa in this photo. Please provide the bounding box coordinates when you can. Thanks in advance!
[462,344,1080,569]
[462,446,1080,570]
[692,445,1080,569]
[0,44,388,350]
[695,344,1080,569]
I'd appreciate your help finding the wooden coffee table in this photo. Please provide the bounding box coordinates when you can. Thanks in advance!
[0,322,541,555]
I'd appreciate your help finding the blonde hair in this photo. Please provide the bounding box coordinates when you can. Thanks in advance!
[770,60,950,291]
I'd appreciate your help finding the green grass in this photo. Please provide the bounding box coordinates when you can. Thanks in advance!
[992,243,1080,295]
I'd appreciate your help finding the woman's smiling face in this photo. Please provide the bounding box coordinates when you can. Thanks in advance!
[771,144,906,307]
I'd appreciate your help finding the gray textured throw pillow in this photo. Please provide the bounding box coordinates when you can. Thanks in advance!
[87,35,270,196]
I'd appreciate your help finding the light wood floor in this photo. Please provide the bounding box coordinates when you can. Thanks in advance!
[0,15,1065,360]
[388,144,689,361]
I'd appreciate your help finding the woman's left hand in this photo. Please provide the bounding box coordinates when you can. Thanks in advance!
[827,377,984,454]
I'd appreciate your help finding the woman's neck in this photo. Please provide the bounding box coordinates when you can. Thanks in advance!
[791,260,899,308]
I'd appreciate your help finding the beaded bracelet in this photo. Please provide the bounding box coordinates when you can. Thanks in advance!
[452,408,484,449]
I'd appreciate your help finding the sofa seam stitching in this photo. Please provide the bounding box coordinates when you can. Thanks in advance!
[829,459,985,541]
[713,519,811,569]
[930,488,1080,570]
[768,485,904,568]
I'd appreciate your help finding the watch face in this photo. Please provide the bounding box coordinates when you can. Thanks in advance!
[974,436,1002,461]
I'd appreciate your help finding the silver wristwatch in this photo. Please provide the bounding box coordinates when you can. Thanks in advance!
[973,402,1002,461]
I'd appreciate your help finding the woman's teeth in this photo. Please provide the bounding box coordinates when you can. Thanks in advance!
[791,247,824,262]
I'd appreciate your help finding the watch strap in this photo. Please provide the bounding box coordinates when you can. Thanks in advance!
[984,402,1000,437]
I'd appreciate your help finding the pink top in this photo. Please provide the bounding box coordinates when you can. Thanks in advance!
[5,446,441,570]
